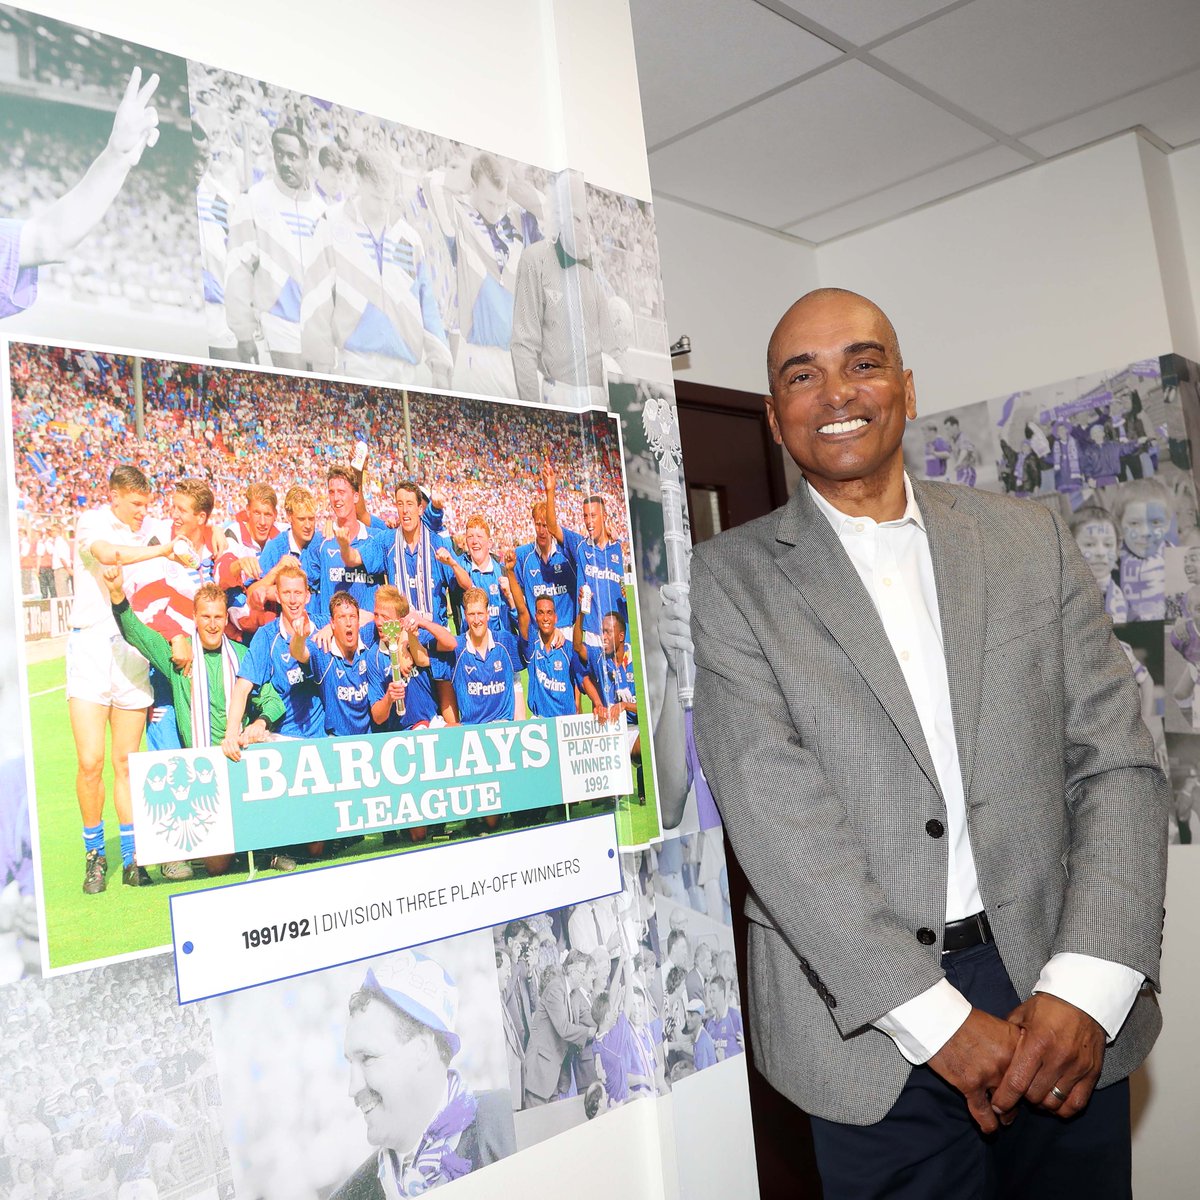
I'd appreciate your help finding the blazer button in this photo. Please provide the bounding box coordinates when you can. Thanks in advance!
[826,994,837,1009]
[917,927,937,946]
[925,819,945,838]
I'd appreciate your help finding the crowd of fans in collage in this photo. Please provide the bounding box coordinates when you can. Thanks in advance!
[497,831,737,1140]
[0,957,230,1198]
[904,354,1200,844]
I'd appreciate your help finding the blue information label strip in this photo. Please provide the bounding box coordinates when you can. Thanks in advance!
[169,813,622,1004]
[131,715,632,865]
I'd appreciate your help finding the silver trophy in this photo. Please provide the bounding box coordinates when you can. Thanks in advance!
[378,619,407,717]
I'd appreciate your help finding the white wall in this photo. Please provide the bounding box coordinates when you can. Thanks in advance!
[655,196,819,395]
[1169,141,1200,362]
[817,134,1175,416]
[1130,850,1200,1198]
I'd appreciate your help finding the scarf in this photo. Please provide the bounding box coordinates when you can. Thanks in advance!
[377,1070,478,1198]
[190,634,241,749]
[395,525,435,617]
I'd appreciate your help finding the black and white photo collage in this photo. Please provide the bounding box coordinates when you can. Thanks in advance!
[904,352,1200,844]
[493,831,738,1155]
[0,5,742,1198]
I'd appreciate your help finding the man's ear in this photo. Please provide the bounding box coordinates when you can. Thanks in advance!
[764,394,783,445]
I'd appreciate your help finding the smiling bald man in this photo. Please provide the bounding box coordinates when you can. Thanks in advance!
[690,288,1168,1198]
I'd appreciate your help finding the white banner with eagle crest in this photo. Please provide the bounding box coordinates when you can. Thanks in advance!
[129,750,236,864]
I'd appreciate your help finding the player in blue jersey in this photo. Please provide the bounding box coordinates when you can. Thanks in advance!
[193,124,240,359]
[514,498,576,633]
[503,550,601,719]
[436,514,518,645]
[367,585,456,845]
[451,587,518,725]
[302,149,453,387]
[225,125,326,369]
[307,466,389,626]
[3,67,162,321]
[365,585,455,734]
[246,485,322,623]
[388,480,457,721]
[100,1080,177,1200]
[575,603,639,759]
[542,460,627,653]
[436,151,543,399]
[703,975,744,1062]
[300,592,373,735]
[223,563,325,751]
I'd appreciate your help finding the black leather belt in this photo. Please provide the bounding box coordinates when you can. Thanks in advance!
[942,912,993,954]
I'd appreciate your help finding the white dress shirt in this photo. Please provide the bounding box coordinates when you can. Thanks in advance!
[810,476,1143,1064]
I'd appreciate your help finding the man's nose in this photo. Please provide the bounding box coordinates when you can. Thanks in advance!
[823,375,857,410]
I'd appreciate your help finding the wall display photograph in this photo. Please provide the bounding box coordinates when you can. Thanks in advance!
[0,7,204,354]
[903,352,1200,847]
[208,932,512,1198]
[0,7,761,1200]
[8,341,665,972]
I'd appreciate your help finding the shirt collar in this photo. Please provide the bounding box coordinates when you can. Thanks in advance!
[331,637,366,662]
[807,472,926,535]
[466,629,496,659]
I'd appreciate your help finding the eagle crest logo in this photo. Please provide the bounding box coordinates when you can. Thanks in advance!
[142,755,223,853]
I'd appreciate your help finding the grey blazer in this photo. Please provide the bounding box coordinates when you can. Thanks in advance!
[690,477,1169,1125]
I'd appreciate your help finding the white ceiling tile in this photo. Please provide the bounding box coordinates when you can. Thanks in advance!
[630,0,842,147]
[774,0,964,46]
[784,144,1028,241]
[1022,68,1200,157]
[874,0,1200,136]
[647,58,993,228]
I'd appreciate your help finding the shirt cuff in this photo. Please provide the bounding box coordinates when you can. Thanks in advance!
[1032,952,1144,1042]
[874,978,972,1065]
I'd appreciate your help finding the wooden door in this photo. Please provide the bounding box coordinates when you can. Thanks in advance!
[675,379,823,1199]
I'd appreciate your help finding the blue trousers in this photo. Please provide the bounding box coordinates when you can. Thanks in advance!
[810,941,1132,1199]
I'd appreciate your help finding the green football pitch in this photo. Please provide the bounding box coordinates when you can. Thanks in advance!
[26,604,660,969]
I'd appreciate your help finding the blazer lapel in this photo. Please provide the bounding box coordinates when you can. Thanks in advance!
[773,481,943,799]
[914,479,985,804]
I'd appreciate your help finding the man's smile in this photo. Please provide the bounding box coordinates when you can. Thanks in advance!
[817,417,870,436]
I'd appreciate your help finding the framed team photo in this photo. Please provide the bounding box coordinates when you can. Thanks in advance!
[6,339,663,973]
[0,7,205,354]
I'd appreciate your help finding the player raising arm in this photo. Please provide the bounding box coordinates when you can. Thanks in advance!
[222,564,325,761]
[541,459,627,657]
[6,68,160,317]
[504,550,601,720]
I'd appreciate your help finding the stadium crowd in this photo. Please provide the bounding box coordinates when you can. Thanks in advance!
[10,344,627,549]
[586,186,667,343]
[0,957,230,1199]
